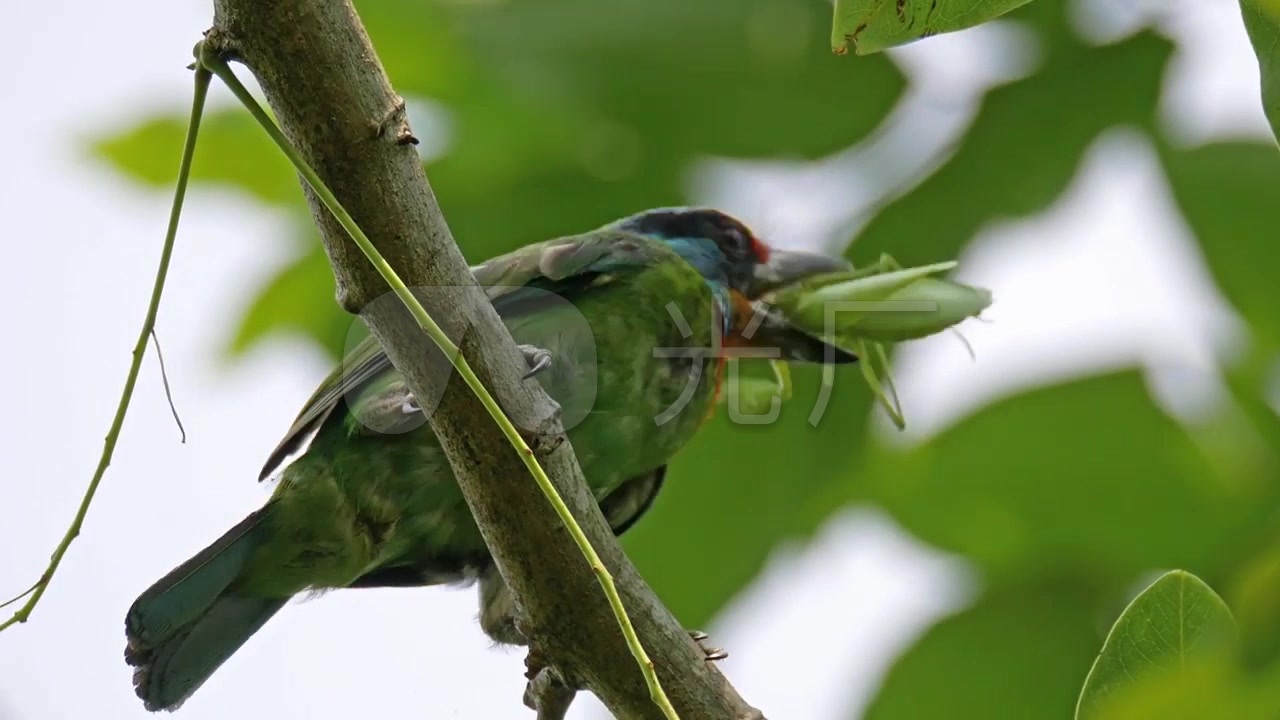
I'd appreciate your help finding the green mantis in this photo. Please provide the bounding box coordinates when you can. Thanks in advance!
[758,254,993,428]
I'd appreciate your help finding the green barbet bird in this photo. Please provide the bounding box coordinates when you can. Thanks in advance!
[124,207,855,711]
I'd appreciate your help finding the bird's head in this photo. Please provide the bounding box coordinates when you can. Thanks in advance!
[610,207,857,364]
[609,207,848,299]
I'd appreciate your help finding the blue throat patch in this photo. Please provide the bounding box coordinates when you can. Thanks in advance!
[659,236,734,337]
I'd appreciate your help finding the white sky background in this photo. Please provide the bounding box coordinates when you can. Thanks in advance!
[0,1,1270,719]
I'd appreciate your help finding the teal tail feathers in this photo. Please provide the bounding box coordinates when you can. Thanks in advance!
[124,509,286,712]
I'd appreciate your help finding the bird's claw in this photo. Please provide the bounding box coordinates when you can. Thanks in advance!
[688,629,728,662]
[523,649,581,715]
[519,344,553,380]
[524,648,548,681]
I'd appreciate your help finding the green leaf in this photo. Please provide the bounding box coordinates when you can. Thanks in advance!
[1161,141,1280,347]
[1240,1,1280,142]
[229,241,357,358]
[856,371,1275,584]
[862,584,1101,720]
[1228,529,1280,668]
[432,159,686,265]
[93,109,297,205]
[445,0,905,159]
[852,30,1173,266]
[1076,570,1237,720]
[357,0,473,101]
[831,0,1035,55]
[1086,657,1280,720]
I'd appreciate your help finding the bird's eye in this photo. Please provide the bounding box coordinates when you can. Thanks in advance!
[720,221,768,263]
[722,225,750,254]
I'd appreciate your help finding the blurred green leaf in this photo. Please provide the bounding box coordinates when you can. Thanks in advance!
[1240,1,1280,141]
[1228,529,1280,667]
[1076,570,1237,720]
[853,30,1172,265]
[1005,0,1077,55]
[856,371,1272,585]
[831,0,1035,55]
[862,584,1100,720]
[1088,656,1280,720]
[420,0,904,261]
[1161,141,1280,347]
[358,0,473,100]
[94,109,297,205]
[626,363,874,627]
[432,160,686,265]
[445,0,903,160]
[230,241,360,358]
[722,372,786,417]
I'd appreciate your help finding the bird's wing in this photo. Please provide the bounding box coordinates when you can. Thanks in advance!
[343,465,669,590]
[257,231,674,481]
[599,465,667,536]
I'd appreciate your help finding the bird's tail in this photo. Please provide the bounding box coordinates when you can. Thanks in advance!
[124,508,286,712]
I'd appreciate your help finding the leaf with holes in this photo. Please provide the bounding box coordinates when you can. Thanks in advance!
[1075,570,1238,720]
[831,0,1036,55]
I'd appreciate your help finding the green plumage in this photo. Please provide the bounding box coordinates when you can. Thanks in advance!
[244,232,720,594]
[126,230,722,711]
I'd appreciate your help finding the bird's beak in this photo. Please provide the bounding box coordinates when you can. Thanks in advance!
[730,246,856,365]
[750,247,851,298]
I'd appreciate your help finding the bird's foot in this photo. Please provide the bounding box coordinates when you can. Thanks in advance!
[520,344,553,380]
[524,649,583,689]
[524,647,549,682]
[523,650,580,718]
[689,629,728,661]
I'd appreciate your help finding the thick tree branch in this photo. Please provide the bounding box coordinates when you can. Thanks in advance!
[204,1,764,718]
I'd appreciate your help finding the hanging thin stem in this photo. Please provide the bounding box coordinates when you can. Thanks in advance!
[0,65,212,633]
[150,327,187,442]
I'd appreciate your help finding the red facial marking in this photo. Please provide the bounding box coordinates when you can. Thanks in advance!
[749,235,771,263]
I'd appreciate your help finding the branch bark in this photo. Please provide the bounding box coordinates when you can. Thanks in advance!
[204,2,765,718]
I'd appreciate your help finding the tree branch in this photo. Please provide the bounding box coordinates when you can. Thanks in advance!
[203,2,764,718]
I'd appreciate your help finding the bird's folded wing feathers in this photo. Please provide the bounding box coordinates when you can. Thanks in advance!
[257,231,670,481]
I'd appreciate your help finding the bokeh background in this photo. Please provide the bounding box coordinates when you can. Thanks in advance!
[3,0,1279,717]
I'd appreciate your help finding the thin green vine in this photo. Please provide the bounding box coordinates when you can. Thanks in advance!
[0,66,212,633]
